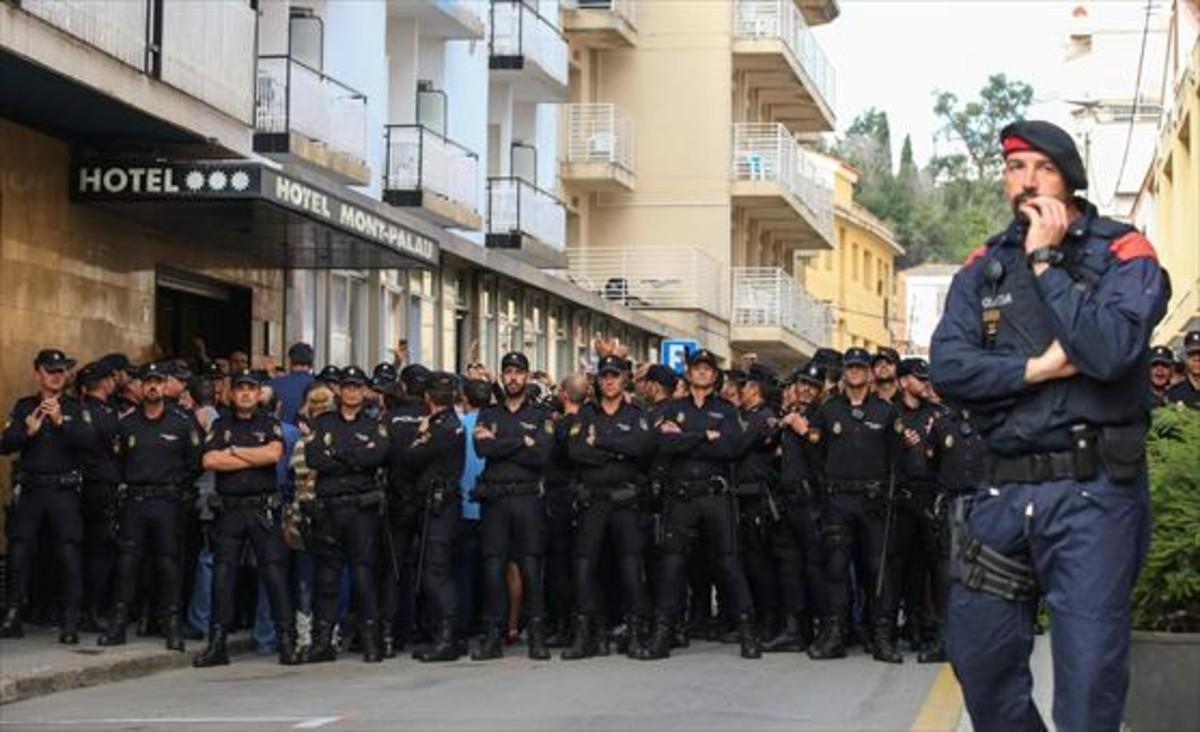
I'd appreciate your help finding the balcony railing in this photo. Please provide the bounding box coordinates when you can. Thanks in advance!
[20,0,256,123]
[489,0,569,87]
[255,55,368,164]
[488,177,566,249]
[384,125,480,216]
[733,267,831,346]
[563,0,637,28]
[732,122,834,239]
[565,247,729,318]
[733,0,836,112]
[564,103,634,172]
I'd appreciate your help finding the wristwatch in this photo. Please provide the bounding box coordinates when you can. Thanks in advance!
[1027,246,1065,268]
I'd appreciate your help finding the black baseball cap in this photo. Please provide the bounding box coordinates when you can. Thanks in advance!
[597,355,627,376]
[872,347,900,365]
[77,361,113,385]
[744,365,777,388]
[168,360,192,380]
[316,365,342,384]
[428,371,459,392]
[898,357,930,380]
[1185,331,1200,355]
[140,362,171,381]
[100,353,131,373]
[339,365,369,386]
[1149,346,1175,366]
[373,362,398,385]
[501,351,530,372]
[686,348,720,368]
[642,364,678,390]
[287,342,315,366]
[231,369,262,387]
[34,349,76,371]
[198,360,223,380]
[792,361,825,387]
[400,363,431,386]
[843,348,872,367]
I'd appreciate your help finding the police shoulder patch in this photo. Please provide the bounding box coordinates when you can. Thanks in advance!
[82,410,92,425]
[322,432,333,446]
[675,412,686,424]
[205,431,215,444]
[832,421,842,435]
[273,424,284,438]
[378,424,388,438]
[544,419,555,435]
[1109,231,1157,262]
[945,434,954,449]
[128,434,137,449]
[569,422,582,437]
[895,419,905,434]
[190,431,201,447]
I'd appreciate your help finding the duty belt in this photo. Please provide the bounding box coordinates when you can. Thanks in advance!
[986,450,1082,485]
[734,481,775,497]
[125,484,178,501]
[316,489,384,509]
[579,482,640,503]
[17,470,82,489]
[825,479,884,495]
[476,481,541,499]
[669,477,729,500]
[215,493,281,511]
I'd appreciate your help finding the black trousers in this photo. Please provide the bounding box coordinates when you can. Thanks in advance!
[653,493,754,620]
[821,492,897,623]
[480,493,546,623]
[544,488,575,625]
[112,496,180,612]
[772,497,827,617]
[311,501,380,626]
[738,495,779,622]
[893,489,947,630]
[210,503,293,628]
[81,482,117,612]
[378,501,419,629]
[6,484,82,612]
[454,518,483,635]
[571,497,647,617]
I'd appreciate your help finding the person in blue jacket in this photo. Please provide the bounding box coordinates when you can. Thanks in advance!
[929,119,1169,732]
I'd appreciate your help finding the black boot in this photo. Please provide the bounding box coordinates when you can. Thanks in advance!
[306,620,337,663]
[526,616,550,660]
[59,605,80,645]
[471,622,504,661]
[0,606,23,638]
[871,620,903,664]
[807,615,847,660]
[136,606,158,637]
[380,621,396,660]
[544,615,570,648]
[738,614,761,659]
[762,613,807,653]
[361,620,383,663]
[193,626,230,667]
[97,604,128,646]
[416,620,460,662]
[615,614,639,655]
[592,616,610,657]
[628,615,652,657]
[671,614,690,649]
[560,615,594,660]
[918,626,947,664]
[632,617,672,661]
[276,622,302,666]
[163,608,185,652]
[81,603,104,633]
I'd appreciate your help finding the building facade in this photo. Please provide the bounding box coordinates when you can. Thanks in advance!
[894,263,958,358]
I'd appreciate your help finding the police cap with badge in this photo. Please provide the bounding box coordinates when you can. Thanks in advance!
[76,361,113,386]
[872,347,900,366]
[231,369,262,388]
[898,357,930,380]
[316,365,342,385]
[139,361,172,382]
[339,365,370,386]
[791,361,825,388]
[686,348,720,368]
[842,347,872,367]
[34,348,76,372]
[501,351,530,373]
[1185,331,1200,355]
[597,354,627,376]
[642,364,678,391]
[1149,346,1175,366]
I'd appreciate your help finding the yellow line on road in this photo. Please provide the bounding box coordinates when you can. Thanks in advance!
[910,664,965,732]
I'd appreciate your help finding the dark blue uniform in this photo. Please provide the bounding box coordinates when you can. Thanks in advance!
[78,394,122,628]
[930,200,1168,732]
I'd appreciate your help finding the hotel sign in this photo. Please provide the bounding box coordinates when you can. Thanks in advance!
[72,161,438,266]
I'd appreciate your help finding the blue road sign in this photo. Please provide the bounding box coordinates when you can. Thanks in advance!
[661,339,699,375]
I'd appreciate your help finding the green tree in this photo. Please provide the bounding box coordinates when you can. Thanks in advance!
[931,73,1034,182]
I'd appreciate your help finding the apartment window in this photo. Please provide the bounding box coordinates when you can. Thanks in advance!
[329,271,368,367]
[851,244,860,280]
[409,270,438,367]
[441,270,462,372]
[380,270,407,364]
[523,296,546,372]
[479,277,496,369]
[863,251,872,290]
[498,286,520,356]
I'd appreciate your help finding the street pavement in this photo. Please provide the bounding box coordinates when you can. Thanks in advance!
[0,640,952,732]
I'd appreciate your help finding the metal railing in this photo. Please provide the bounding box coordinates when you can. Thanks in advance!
[732,122,834,240]
[21,0,149,70]
[562,0,637,28]
[384,125,480,216]
[564,247,729,318]
[256,55,368,164]
[733,267,831,346]
[489,0,569,87]
[563,103,635,173]
[488,177,566,249]
[733,0,836,113]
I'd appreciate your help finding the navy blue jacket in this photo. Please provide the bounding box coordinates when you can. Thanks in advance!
[930,200,1169,455]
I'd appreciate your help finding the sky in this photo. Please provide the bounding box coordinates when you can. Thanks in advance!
[814,0,1124,168]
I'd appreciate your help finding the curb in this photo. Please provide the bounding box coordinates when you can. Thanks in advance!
[0,636,254,705]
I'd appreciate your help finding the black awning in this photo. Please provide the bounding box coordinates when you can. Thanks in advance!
[71,161,439,269]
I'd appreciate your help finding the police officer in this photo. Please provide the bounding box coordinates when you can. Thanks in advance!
[635,348,760,661]
[471,352,554,661]
[399,371,465,662]
[807,347,903,663]
[0,349,86,642]
[1148,346,1176,407]
[872,347,901,403]
[1164,331,1200,408]
[732,365,783,644]
[193,371,300,667]
[76,361,123,634]
[930,119,1169,731]
[303,365,390,663]
[763,361,827,652]
[315,365,343,391]
[891,358,945,658]
[562,355,652,660]
[545,374,589,649]
[99,362,202,650]
[100,353,138,415]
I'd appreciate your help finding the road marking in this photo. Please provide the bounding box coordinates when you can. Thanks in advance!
[294,717,342,729]
[910,663,965,732]
[0,716,341,728]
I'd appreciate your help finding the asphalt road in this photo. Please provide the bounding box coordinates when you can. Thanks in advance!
[0,641,948,732]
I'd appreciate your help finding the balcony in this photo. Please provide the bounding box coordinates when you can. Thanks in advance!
[560,103,635,192]
[732,0,836,133]
[561,0,637,49]
[388,0,487,39]
[563,247,728,321]
[254,56,370,186]
[731,123,834,250]
[383,125,482,231]
[794,0,840,27]
[489,0,569,102]
[731,267,831,362]
[487,177,568,268]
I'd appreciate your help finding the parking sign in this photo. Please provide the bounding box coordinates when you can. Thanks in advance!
[661,339,699,375]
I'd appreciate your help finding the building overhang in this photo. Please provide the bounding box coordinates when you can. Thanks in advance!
[70,160,439,270]
[383,188,483,231]
[732,41,836,134]
[732,181,834,250]
[561,7,637,49]
[560,161,636,192]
